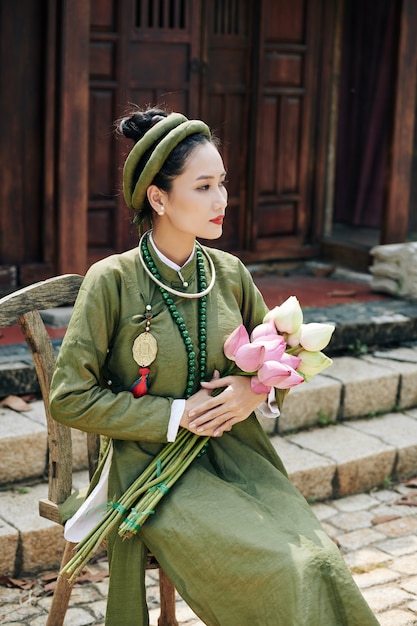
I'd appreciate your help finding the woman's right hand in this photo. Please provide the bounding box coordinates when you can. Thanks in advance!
[180,370,221,436]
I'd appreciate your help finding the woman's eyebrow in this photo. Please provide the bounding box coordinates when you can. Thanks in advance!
[195,171,227,181]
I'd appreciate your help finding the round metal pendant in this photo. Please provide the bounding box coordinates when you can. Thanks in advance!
[132,332,158,367]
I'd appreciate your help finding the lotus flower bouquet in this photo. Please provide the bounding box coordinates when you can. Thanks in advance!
[224,296,335,408]
[61,296,334,582]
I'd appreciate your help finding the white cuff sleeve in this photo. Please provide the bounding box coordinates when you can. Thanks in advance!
[257,387,280,419]
[167,399,186,442]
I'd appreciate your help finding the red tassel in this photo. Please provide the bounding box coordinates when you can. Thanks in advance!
[130,367,150,397]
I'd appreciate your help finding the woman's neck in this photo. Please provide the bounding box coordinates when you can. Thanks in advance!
[151,230,195,267]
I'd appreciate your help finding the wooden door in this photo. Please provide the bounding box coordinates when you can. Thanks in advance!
[249,0,324,260]
[88,0,204,265]
[199,0,254,251]
[0,0,89,286]
[0,0,55,286]
[87,0,327,265]
[87,0,254,262]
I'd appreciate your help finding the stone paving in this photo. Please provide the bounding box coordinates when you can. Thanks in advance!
[2,481,417,625]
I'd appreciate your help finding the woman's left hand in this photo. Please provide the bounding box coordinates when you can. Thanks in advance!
[187,374,267,437]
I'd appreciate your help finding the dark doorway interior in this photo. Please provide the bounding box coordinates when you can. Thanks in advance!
[323,0,401,272]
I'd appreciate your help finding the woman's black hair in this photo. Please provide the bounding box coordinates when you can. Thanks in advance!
[117,106,219,229]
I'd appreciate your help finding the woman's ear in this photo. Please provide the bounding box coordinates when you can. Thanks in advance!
[147,185,166,216]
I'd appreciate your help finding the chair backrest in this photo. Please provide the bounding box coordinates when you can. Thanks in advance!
[0,274,99,524]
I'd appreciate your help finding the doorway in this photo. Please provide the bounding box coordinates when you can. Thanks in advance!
[322,0,415,271]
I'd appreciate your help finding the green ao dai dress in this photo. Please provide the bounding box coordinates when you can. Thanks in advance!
[50,243,379,626]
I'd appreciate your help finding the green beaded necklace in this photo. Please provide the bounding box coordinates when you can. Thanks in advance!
[141,234,208,398]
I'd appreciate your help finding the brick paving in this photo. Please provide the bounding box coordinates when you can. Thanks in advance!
[2,482,417,625]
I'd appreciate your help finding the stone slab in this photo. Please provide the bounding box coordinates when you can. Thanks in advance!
[335,527,386,551]
[321,356,399,419]
[343,546,393,572]
[0,483,65,574]
[348,412,417,479]
[0,362,39,396]
[363,348,417,409]
[287,423,396,496]
[374,535,417,558]
[0,517,19,576]
[303,300,417,353]
[361,584,415,613]
[277,374,341,433]
[40,307,73,327]
[270,435,336,500]
[0,406,46,483]
[373,345,417,364]
[352,567,400,590]
[0,400,88,482]
[255,410,277,435]
[24,400,88,472]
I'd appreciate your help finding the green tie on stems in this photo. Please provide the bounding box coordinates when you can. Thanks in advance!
[61,429,210,583]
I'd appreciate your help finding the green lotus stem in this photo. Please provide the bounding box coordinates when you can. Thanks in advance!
[62,434,187,572]
[61,430,209,582]
[118,434,209,538]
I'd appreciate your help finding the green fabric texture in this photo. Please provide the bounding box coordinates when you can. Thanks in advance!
[50,244,379,626]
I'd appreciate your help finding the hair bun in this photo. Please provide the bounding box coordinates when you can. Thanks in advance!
[118,107,168,142]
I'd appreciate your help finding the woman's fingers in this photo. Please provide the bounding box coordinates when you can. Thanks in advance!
[184,374,266,437]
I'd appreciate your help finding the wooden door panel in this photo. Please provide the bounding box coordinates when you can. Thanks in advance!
[0,0,50,277]
[126,0,201,115]
[278,97,301,194]
[252,0,322,258]
[88,1,127,264]
[266,0,305,41]
[121,0,203,251]
[200,0,253,251]
[87,0,203,265]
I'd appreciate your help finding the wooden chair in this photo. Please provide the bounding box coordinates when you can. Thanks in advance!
[0,274,178,626]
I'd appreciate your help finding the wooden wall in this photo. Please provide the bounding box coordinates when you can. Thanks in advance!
[0,0,416,288]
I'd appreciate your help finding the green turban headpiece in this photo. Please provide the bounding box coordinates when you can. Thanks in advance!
[123,113,211,213]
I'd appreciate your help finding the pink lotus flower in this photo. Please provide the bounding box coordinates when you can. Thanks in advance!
[223,324,249,360]
[234,342,265,372]
[235,337,286,373]
[257,360,304,389]
[250,377,273,394]
[281,352,302,370]
[250,319,278,342]
[222,296,334,405]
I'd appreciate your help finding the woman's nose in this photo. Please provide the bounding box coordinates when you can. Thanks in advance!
[214,187,227,210]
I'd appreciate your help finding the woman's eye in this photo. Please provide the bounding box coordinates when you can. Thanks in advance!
[198,184,210,191]
[220,179,228,187]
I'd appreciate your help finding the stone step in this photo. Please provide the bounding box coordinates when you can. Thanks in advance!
[1,406,417,578]
[0,400,89,486]
[2,343,417,487]
[1,343,417,576]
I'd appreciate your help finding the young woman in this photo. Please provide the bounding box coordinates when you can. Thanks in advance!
[50,107,379,625]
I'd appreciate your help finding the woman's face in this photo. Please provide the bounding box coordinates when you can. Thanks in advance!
[156,141,228,241]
